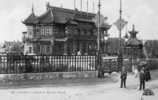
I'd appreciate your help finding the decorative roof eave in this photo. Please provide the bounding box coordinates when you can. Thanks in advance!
[75,18,94,23]
[23,13,38,25]
[126,38,143,47]
[100,24,111,30]
[65,20,78,25]
[37,9,54,24]
[23,4,39,25]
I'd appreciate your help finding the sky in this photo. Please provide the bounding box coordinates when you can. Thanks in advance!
[0,0,158,42]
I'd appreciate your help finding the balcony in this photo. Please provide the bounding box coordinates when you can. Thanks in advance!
[22,37,34,43]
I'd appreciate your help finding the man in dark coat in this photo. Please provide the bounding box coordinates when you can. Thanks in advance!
[144,66,151,81]
[139,68,146,90]
[120,67,127,88]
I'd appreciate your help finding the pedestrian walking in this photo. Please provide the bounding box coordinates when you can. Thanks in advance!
[144,66,151,81]
[120,67,127,88]
[139,68,146,90]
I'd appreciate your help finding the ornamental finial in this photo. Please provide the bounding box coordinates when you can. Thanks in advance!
[32,4,34,14]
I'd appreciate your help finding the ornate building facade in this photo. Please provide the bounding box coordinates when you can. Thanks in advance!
[22,3,111,55]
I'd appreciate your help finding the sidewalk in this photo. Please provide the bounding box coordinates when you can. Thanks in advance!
[0,71,157,100]
[0,73,142,100]
[0,75,118,89]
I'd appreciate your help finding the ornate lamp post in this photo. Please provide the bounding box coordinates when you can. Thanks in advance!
[97,0,102,77]
[93,0,111,77]
[104,31,109,55]
[124,32,129,57]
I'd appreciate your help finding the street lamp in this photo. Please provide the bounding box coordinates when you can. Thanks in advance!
[96,0,102,78]
[104,31,109,55]
[124,33,129,42]
[123,32,129,57]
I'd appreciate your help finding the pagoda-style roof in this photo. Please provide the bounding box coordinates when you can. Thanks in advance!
[126,38,142,47]
[126,25,143,47]
[38,10,54,24]
[23,12,38,25]
[23,4,110,29]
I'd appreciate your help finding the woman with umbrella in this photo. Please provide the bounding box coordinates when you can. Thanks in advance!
[139,61,151,81]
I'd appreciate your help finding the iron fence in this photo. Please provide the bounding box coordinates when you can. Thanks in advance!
[0,55,97,74]
[0,54,141,74]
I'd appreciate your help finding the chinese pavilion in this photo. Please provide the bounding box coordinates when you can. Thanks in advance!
[124,25,144,71]
[125,25,143,58]
[22,3,111,55]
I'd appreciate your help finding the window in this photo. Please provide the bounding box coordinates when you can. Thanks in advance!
[40,26,52,36]
[74,29,77,35]
[87,30,90,35]
[36,44,40,53]
[65,26,69,35]
[40,45,45,54]
[41,27,45,36]
[45,27,50,35]
[48,27,52,35]
[47,46,50,53]
[91,30,94,36]
[29,47,32,53]
[27,26,33,38]
[80,30,84,35]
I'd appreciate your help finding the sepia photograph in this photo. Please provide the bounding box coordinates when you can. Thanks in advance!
[0,0,158,100]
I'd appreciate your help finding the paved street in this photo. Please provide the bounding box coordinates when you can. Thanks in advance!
[0,71,158,100]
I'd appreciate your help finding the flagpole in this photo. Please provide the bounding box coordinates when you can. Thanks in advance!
[97,0,101,53]
[87,0,89,12]
[119,0,123,71]
[119,0,122,39]
[74,0,76,9]
[80,0,82,11]
[93,1,95,13]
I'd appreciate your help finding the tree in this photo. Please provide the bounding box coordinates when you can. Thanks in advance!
[9,43,23,54]
[3,41,24,54]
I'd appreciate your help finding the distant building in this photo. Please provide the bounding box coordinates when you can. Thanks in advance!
[1,41,23,54]
[22,3,111,55]
[104,38,125,56]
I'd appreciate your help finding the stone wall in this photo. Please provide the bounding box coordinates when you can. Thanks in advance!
[0,71,98,82]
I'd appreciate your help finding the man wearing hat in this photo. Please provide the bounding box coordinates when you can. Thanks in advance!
[139,68,146,90]
[120,67,127,88]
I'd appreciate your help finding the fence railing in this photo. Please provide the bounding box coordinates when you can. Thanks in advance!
[0,55,97,74]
